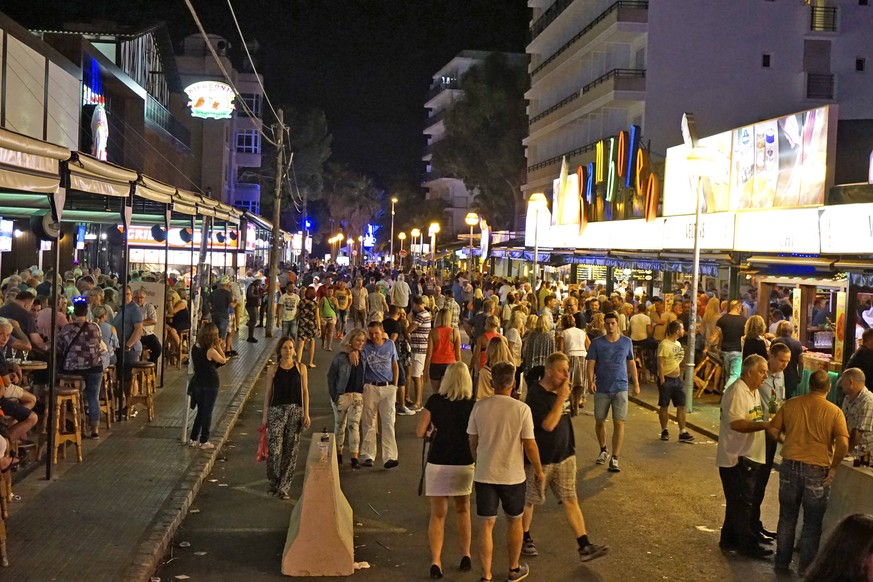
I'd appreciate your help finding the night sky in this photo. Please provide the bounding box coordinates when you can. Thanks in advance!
[4,0,530,185]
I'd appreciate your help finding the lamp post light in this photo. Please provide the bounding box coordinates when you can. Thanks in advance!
[357,235,363,266]
[390,196,398,265]
[337,233,344,260]
[527,193,549,287]
[398,231,406,269]
[411,228,421,266]
[464,212,479,273]
[428,222,440,270]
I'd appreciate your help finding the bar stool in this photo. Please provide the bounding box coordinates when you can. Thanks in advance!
[694,351,725,397]
[53,379,84,464]
[129,361,156,421]
[633,346,653,383]
[178,329,191,370]
[100,365,115,430]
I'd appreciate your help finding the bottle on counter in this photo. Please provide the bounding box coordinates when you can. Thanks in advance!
[318,428,330,462]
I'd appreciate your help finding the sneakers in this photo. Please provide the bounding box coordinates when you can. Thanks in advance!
[384,459,399,469]
[396,406,416,416]
[507,563,529,581]
[607,456,620,472]
[595,449,609,465]
[521,538,538,556]
[579,543,609,562]
[187,439,198,447]
[351,457,360,470]
[660,429,669,441]
[679,431,695,443]
[200,442,216,450]
[361,459,374,468]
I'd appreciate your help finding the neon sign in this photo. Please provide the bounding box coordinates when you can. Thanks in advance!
[184,81,236,120]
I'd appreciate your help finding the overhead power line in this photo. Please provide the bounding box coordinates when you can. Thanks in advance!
[225,0,281,125]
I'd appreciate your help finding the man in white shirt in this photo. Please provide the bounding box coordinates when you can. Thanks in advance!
[715,354,771,559]
[841,367,873,451]
[391,274,411,313]
[134,289,161,365]
[468,362,543,582]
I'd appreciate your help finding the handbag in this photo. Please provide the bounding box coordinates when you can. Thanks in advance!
[418,425,436,496]
[59,323,89,372]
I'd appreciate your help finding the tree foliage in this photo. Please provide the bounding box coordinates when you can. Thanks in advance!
[321,162,383,242]
[375,176,447,251]
[432,53,528,229]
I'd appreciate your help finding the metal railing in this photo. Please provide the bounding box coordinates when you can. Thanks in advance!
[806,73,835,99]
[528,0,576,42]
[424,108,447,128]
[530,90,580,125]
[810,6,838,32]
[425,79,461,102]
[145,95,191,148]
[531,1,648,78]
[527,140,599,174]
[582,68,646,93]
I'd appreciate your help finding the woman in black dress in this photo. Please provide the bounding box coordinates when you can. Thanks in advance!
[262,337,310,499]
[188,323,226,450]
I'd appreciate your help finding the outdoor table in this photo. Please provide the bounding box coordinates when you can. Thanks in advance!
[16,360,48,389]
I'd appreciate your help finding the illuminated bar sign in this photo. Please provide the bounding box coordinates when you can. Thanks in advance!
[184,81,236,120]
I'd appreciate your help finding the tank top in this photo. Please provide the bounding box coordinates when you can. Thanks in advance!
[271,364,303,406]
[191,345,221,388]
[479,331,501,369]
[321,297,337,318]
[432,326,457,365]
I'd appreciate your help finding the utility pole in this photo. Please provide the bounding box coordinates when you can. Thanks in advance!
[266,109,284,337]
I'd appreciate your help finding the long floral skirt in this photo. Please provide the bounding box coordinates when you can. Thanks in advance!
[266,404,304,496]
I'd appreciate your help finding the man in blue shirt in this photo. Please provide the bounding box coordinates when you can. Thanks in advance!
[112,285,144,415]
[359,321,400,469]
[586,312,639,473]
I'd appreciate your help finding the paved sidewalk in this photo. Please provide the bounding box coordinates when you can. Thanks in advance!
[3,326,280,581]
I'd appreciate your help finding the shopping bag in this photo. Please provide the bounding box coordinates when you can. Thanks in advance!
[256,424,268,463]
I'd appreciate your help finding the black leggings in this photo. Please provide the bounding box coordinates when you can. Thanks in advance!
[190,386,218,444]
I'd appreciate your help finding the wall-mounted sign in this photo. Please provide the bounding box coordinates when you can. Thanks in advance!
[0,219,12,252]
[664,105,837,216]
[734,208,820,254]
[819,203,873,254]
[184,81,236,120]
[662,212,735,250]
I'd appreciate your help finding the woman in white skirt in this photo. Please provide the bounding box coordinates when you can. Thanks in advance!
[415,362,475,579]
[557,313,590,415]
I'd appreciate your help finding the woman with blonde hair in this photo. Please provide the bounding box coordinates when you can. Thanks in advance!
[587,312,606,340]
[476,336,513,400]
[742,314,769,360]
[423,308,461,393]
[522,314,555,389]
[701,297,722,351]
[415,362,475,579]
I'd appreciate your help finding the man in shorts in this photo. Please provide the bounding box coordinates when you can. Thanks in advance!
[586,312,639,473]
[657,320,694,442]
[468,362,543,582]
[407,296,431,410]
[521,353,608,562]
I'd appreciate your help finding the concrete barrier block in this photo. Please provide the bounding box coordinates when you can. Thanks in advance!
[822,460,873,537]
[282,433,355,577]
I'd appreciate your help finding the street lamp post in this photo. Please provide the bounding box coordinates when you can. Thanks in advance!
[390,196,398,265]
[465,212,479,273]
[527,193,548,287]
[411,228,421,266]
[428,222,440,271]
[337,233,344,262]
[398,232,406,270]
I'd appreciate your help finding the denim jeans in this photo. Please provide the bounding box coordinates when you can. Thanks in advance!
[82,370,104,427]
[723,351,743,388]
[776,460,830,570]
[190,386,219,444]
[282,319,298,340]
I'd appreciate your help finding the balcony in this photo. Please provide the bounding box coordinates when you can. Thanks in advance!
[425,79,461,102]
[526,139,599,180]
[528,69,646,133]
[424,108,447,129]
[806,73,835,100]
[531,1,648,80]
[145,95,191,149]
[528,0,576,43]
[810,5,838,32]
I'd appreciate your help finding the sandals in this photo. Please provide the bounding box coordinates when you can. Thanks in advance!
[1,456,21,474]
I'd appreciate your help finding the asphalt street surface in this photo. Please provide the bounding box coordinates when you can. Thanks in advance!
[155,343,788,582]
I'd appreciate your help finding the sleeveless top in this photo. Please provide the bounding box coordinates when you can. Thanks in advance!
[172,306,191,331]
[479,331,500,369]
[191,345,222,388]
[432,326,457,365]
[321,297,337,318]
[271,364,303,406]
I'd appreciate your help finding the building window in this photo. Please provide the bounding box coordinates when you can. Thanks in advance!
[235,129,261,154]
[240,93,262,118]
[233,199,259,214]
[762,53,772,68]
[857,58,866,72]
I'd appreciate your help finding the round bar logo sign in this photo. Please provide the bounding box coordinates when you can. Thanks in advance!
[184,81,236,119]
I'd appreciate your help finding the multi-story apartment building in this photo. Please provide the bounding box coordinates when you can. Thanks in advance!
[523,0,873,202]
[176,34,264,212]
[424,51,526,234]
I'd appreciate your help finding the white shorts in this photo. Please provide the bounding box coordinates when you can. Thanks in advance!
[411,353,426,378]
[3,384,26,399]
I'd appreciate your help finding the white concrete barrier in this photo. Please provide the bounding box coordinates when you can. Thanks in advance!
[822,460,873,537]
[282,433,355,577]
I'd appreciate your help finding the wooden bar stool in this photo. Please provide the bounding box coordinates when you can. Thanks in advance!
[129,362,156,421]
[694,351,725,397]
[57,374,88,438]
[52,381,84,464]
[178,329,191,370]
[100,365,115,430]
